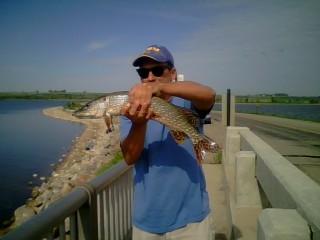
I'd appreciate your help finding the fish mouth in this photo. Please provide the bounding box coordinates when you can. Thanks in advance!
[72,104,90,118]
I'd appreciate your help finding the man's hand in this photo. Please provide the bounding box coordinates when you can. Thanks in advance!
[120,83,155,123]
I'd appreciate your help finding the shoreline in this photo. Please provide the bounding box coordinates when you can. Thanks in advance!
[2,107,120,232]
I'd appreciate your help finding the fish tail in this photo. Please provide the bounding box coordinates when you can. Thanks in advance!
[194,134,221,164]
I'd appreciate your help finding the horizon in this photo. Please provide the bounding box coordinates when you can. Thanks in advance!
[1,90,319,98]
[1,1,319,96]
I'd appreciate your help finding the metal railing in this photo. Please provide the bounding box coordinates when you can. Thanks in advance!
[1,160,133,240]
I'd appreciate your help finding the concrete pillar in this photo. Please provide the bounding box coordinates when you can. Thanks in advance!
[225,127,250,166]
[177,74,184,81]
[257,208,310,240]
[235,151,261,207]
[226,134,240,166]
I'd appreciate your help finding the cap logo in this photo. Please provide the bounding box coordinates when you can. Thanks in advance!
[144,46,160,54]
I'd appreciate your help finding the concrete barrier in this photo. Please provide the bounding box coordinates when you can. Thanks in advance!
[223,126,319,239]
[257,209,310,240]
[235,151,261,207]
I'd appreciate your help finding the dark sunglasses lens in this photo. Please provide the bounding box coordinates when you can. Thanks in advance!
[136,66,166,78]
[151,66,165,77]
[136,68,149,78]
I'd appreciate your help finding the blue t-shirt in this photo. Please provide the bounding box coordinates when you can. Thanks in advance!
[120,97,210,233]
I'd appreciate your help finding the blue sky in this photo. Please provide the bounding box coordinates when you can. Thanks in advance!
[0,0,319,96]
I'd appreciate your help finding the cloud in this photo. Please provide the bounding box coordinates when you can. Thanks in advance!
[87,41,107,50]
[86,39,116,51]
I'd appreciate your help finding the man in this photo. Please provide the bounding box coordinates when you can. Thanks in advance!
[120,45,216,239]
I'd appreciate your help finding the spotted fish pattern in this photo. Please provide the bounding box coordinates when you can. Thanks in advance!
[73,91,221,163]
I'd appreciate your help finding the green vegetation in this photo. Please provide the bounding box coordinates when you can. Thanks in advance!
[213,151,222,164]
[214,94,319,104]
[0,91,104,100]
[63,102,83,110]
[1,91,319,104]
[96,150,123,175]
[235,95,319,104]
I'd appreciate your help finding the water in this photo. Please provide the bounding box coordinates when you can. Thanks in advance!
[0,100,83,224]
[213,103,320,122]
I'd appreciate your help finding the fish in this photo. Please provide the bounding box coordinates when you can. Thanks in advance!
[73,91,221,163]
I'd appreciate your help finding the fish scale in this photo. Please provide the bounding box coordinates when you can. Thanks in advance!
[74,92,221,163]
[151,97,200,144]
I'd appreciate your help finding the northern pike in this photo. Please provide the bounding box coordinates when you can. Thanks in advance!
[73,91,221,163]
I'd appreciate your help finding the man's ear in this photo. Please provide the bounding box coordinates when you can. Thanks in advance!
[171,68,177,82]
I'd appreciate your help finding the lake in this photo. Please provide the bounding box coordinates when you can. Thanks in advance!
[0,100,83,224]
[213,103,320,122]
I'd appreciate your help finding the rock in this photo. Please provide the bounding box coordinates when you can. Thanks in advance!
[34,204,45,214]
[10,205,35,229]
[61,182,73,196]
[73,174,91,186]
[27,197,43,208]
[31,187,40,198]
[42,189,53,201]
[49,193,61,204]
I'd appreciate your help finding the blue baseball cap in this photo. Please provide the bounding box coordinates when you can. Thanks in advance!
[133,45,174,67]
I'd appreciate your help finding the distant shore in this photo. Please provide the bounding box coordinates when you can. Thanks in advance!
[1,92,319,105]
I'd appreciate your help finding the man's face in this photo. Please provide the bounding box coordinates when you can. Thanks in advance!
[137,59,176,84]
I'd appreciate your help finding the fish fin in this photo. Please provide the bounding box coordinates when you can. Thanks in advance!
[170,130,186,144]
[194,134,221,164]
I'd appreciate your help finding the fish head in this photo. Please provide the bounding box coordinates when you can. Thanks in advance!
[73,96,108,119]
[73,92,128,119]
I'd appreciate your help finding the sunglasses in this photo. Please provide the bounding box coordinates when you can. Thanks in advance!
[136,65,171,79]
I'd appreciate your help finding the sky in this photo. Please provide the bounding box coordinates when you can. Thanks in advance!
[0,0,319,96]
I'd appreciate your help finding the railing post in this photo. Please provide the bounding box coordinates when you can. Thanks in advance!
[222,89,235,127]
[77,182,98,240]
[235,151,261,207]
[227,89,231,126]
[257,209,310,239]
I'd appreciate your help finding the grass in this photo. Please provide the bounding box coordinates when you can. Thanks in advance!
[213,151,223,164]
[63,102,83,110]
[96,150,123,175]
[0,92,104,100]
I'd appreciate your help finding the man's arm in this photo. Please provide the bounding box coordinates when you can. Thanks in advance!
[120,121,147,165]
[156,81,216,111]
[120,84,154,165]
